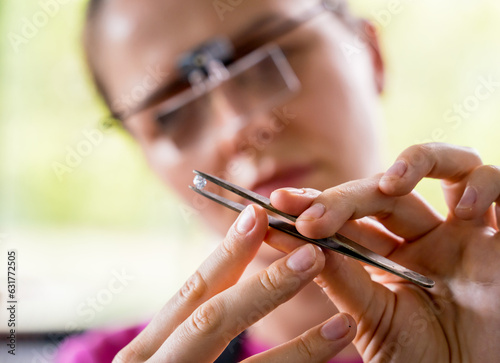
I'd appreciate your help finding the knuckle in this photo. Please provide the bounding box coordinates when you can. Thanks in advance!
[304,188,322,197]
[219,236,238,261]
[113,352,128,363]
[113,346,142,363]
[406,144,435,168]
[463,146,483,165]
[334,186,352,201]
[258,268,281,293]
[179,271,207,304]
[326,178,377,214]
[324,185,352,208]
[295,335,316,359]
[477,164,500,177]
[189,302,223,335]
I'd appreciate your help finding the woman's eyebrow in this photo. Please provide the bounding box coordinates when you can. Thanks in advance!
[231,11,308,57]
[232,13,284,41]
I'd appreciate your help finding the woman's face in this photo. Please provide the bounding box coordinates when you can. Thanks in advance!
[90,0,384,234]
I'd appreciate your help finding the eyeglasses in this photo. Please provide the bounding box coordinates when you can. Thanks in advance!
[156,44,301,149]
[117,0,351,150]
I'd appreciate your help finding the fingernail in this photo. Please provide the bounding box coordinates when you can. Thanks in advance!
[281,187,306,194]
[321,314,351,341]
[299,203,325,221]
[236,206,256,234]
[383,160,407,179]
[287,244,317,272]
[456,186,477,210]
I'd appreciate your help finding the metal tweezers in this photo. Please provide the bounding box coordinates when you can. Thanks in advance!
[190,170,435,288]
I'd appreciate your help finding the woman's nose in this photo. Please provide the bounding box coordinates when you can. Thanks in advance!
[210,96,280,159]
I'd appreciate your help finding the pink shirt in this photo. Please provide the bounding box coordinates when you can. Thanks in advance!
[56,323,363,362]
[56,323,149,363]
[239,335,363,362]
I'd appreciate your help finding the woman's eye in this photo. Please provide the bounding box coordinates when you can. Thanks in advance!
[280,45,297,58]
[157,108,182,128]
[157,92,209,129]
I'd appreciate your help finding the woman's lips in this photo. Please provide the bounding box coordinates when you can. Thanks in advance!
[251,165,313,198]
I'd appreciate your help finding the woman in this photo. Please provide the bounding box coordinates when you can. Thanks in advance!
[57,0,500,361]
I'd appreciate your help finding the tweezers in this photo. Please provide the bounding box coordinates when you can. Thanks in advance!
[190,170,435,288]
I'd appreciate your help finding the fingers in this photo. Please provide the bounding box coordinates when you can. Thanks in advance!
[378,143,482,201]
[454,165,500,224]
[266,230,397,361]
[378,143,499,226]
[378,143,487,221]
[314,249,391,341]
[274,176,442,242]
[270,188,321,216]
[267,219,397,358]
[265,217,404,259]
[244,313,357,363]
[116,204,269,362]
[150,244,325,362]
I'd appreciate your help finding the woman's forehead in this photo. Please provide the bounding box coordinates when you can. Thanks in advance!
[96,0,313,63]
[98,0,312,34]
[95,0,313,99]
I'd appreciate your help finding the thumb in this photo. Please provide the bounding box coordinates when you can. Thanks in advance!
[314,250,391,341]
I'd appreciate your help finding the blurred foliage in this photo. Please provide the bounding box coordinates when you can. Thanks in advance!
[0,0,186,234]
[352,0,500,212]
[1,0,499,230]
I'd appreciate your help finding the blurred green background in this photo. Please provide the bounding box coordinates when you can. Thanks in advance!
[0,0,499,333]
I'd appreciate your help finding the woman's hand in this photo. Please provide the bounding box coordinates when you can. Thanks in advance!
[114,204,356,362]
[268,143,500,362]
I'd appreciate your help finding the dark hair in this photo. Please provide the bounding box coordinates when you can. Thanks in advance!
[83,0,118,117]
